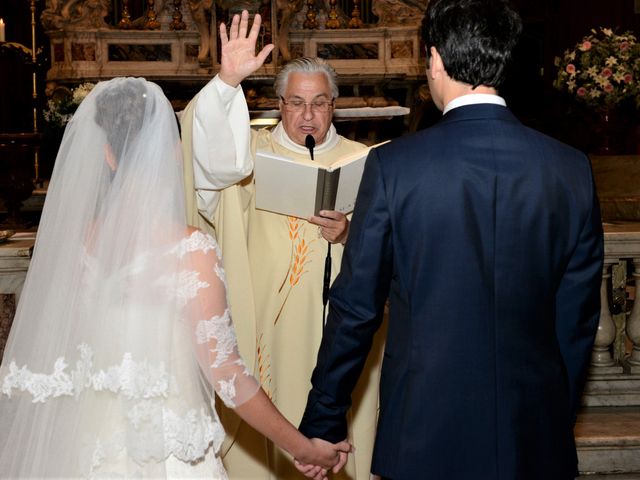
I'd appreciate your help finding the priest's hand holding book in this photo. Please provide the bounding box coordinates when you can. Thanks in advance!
[310,210,350,244]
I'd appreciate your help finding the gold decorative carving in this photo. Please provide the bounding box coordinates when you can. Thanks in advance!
[325,0,340,29]
[169,0,186,30]
[118,0,132,29]
[144,0,161,30]
[304,0,318,29]
[348,0,363,28]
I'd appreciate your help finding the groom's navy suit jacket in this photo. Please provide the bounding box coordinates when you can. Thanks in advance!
[299,104,603,480]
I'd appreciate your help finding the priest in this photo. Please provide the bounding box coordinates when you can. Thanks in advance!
[180,10,385,480]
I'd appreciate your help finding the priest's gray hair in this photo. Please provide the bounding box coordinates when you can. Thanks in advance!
[274,57,339,99]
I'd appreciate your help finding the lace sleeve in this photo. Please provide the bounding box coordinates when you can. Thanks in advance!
[177,230,260,408]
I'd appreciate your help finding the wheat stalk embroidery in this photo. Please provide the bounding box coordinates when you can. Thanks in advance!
[274,217,313,325]
[256,333,273,400]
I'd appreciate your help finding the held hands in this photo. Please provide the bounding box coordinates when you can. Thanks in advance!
[218,10,275,88]
[309,210,350,244]
[294,437,353,480]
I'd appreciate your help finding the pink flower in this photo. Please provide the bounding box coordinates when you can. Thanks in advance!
[620,41,630,51]
[624,73,633,83]
[577,87,587,97]
[566,64,576,74]
[604,83,614,92]
[580,40,592,51]
[601,68,613,78]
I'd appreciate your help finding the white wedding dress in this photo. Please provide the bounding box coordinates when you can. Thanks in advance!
[1,229,259,478]
[0,78,260,478]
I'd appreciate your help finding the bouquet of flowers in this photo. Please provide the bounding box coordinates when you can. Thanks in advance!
[43,82,95,128]
[554,28,640,110]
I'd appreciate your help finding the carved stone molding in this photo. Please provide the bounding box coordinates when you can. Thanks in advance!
[372,0,427,27]
[41,0,427,81]
[42,0,111,32]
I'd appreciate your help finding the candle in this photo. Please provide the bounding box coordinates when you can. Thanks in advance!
[0,19,5,43]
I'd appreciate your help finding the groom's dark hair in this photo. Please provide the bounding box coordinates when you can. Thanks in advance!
[421,0,522,88]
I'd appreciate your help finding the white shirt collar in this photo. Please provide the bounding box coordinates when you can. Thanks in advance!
[271,122,340,155]
[443,94,506,115]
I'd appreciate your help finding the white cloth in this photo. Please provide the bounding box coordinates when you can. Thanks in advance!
[0,78,259,478]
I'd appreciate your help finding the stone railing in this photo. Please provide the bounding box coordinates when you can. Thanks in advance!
[582,222,640,406]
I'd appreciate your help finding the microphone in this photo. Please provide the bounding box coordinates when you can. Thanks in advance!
[305,134,315,161]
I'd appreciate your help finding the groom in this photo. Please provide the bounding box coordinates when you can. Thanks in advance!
[298,0,604,479]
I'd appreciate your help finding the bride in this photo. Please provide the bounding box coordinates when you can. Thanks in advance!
[0,77,348,478]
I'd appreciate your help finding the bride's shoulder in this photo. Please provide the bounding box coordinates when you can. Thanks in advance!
[183,226,214,242]
[171,226,221,258]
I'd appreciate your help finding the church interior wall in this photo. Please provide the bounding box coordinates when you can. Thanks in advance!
[0,0,640,226]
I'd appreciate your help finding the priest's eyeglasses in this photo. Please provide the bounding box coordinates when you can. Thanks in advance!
[280,97,335,113]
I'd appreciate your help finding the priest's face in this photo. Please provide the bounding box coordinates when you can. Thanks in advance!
[279,72,335,147]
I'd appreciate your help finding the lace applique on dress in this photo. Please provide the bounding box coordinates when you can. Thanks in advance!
[157,230,225,306]
[195,309,236,367]
[170,230,221,259]
[194,309,252,408]
[125,400,220,463]
[217,374,238,407]
[2,343,170,403]
[3,342,223,466]
[86,402,222,469]
[156,270,210,308]
[214,262,227,287]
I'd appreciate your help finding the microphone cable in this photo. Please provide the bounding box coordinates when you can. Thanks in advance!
[305,134,330,327]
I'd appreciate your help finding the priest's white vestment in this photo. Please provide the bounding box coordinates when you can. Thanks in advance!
[181,76,386,479]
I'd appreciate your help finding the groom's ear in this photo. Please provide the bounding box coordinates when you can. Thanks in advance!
[429,46,446,79]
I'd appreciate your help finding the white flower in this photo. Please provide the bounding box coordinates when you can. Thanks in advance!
[44,83,96,128]
[71,82,95,104]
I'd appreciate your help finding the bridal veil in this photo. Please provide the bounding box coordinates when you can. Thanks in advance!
[0,77,258,477]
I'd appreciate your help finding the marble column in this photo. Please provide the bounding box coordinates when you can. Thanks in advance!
[592,262,618,368]
[626,258,640,372]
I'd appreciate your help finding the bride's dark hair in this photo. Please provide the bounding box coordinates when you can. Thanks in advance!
[94,78,149,160]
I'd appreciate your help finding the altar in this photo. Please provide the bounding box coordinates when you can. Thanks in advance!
[42,1,427,83]
[37,0,428,130]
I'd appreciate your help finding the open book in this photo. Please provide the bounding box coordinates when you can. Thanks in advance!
[254,141,387,219]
